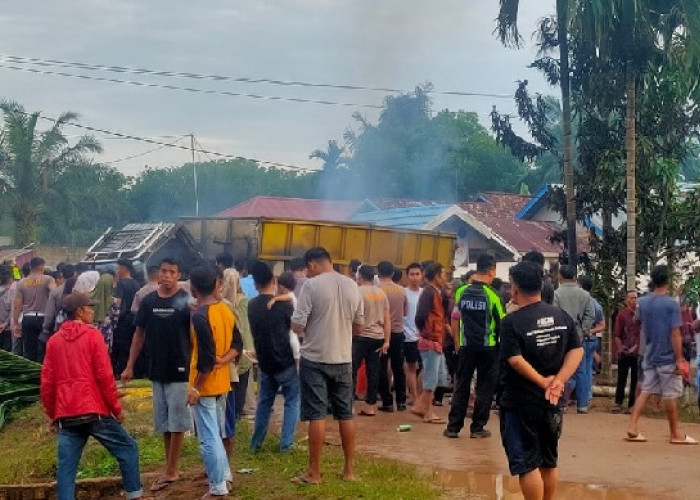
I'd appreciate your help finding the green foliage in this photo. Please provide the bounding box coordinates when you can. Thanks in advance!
[314,85,525,200]
[41,162,135,246]
[0,101,102,246]
[127,160,316,221]
[0,394,440,500]
[0,350,40,431]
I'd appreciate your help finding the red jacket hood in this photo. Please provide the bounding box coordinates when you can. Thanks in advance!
[57,320,94,342]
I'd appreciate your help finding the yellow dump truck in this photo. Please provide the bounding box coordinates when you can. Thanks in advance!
[179,217,455,275]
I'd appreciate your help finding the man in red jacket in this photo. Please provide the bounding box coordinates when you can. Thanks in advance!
[41,292,142,500]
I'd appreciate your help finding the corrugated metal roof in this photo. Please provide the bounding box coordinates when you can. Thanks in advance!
[216,196,362,221]
[349,205,451,229]
[458,192,589,254]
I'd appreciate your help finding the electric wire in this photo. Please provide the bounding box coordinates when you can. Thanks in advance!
[104,135,187,164]
[27,113,316,172]
[0,64,384,109]
[0,54,514,99]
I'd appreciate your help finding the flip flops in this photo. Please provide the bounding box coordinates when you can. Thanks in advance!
[358,409,376,417]
[670,435,698,445]
[291,475,321,485]
[150,476,179,492]
[624,432,647,442]
[423,416,446,424]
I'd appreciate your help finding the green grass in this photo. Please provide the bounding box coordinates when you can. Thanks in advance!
[0,385,442,499]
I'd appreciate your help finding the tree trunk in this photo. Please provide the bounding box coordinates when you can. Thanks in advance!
[558,0,577,269]
[12,202,39,247]
[625,64,637,292]
[601,209,614,381]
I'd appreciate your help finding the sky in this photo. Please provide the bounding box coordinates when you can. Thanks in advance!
[0,0,554,177]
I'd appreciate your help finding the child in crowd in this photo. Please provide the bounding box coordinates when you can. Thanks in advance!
[267,271,300,367]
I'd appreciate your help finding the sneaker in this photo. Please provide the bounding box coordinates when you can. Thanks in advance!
[443,429,459,439]
[470,429,492,439]
[397,404,407,412]
[577,408,588,414]
[610,405,622,414]
[377,405,395,413]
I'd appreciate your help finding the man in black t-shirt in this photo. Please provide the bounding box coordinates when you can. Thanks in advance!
[112,259,141,378]
[499,262,583,500]
[121,258,192,493]
[247,261,299,452]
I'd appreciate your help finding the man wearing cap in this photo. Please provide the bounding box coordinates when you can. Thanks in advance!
[41,292,142,500]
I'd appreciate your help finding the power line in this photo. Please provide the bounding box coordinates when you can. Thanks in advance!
[104,135,187,164]
[0,54,515,100]
[25,113,317,172]
[0,64,384,109]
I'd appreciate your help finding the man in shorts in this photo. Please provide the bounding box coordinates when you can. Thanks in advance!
[499,262,583,500]
[626,265,698,444]
[292,247,364,484]
[412,263,449,424]
[121,258,193,492]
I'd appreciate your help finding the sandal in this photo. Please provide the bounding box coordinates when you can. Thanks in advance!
[624,432,647,442]
[291,475,321,485]
[423,416,446,424]
[670,435,698,445]
[150,476,179,492]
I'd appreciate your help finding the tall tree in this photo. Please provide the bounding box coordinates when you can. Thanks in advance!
[496,0,578,268]
[0,101,101,246]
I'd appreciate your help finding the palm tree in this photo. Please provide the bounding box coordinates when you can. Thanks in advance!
[309,140,346,171]
[0,101,102,246]
[497,0,578,268]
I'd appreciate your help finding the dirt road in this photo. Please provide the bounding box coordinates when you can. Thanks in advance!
[323,403,699,499]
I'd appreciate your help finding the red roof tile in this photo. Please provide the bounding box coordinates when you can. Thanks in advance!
[215,196,363,221]
[458,192,588,254]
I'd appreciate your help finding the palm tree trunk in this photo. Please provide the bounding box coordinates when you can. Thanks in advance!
[601,209,614,380]
[12,201,39,247]
[625,65,636,291]
[558,0,577,268]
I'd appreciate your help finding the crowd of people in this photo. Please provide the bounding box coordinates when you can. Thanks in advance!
[1,248,698,500]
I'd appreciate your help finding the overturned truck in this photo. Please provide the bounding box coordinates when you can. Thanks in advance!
[84,218,456,279]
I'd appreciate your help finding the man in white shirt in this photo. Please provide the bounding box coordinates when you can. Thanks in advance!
[403,262,423,406]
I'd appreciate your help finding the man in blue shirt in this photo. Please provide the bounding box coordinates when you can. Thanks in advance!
[626,265,697,444]
[236,260,259,299]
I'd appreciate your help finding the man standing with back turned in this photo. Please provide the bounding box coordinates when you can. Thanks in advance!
[292,247,364,485]
[13,257,56,362]
[553,265,595,413]
[445,254,504,439]
[500,261,583,500]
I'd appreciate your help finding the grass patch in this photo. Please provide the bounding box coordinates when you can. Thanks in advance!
[0,384,442,499]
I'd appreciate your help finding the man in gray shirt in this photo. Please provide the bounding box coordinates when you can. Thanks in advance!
[553,264,595,413]
[12,257,56,362]
[42,264,76,340]
[292,247,363,485]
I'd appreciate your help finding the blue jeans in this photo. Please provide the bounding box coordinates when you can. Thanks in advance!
[565,339,597,410]
[192,396,231,495]
[251,365,300,452]
[57,417,142,500]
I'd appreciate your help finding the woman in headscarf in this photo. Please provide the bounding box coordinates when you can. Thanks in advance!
[92,272,118,352]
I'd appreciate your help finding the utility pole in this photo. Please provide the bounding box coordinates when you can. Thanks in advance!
[190,133,199,216]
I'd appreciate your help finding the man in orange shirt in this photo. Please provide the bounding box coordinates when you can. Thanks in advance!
[188,265,242,498]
